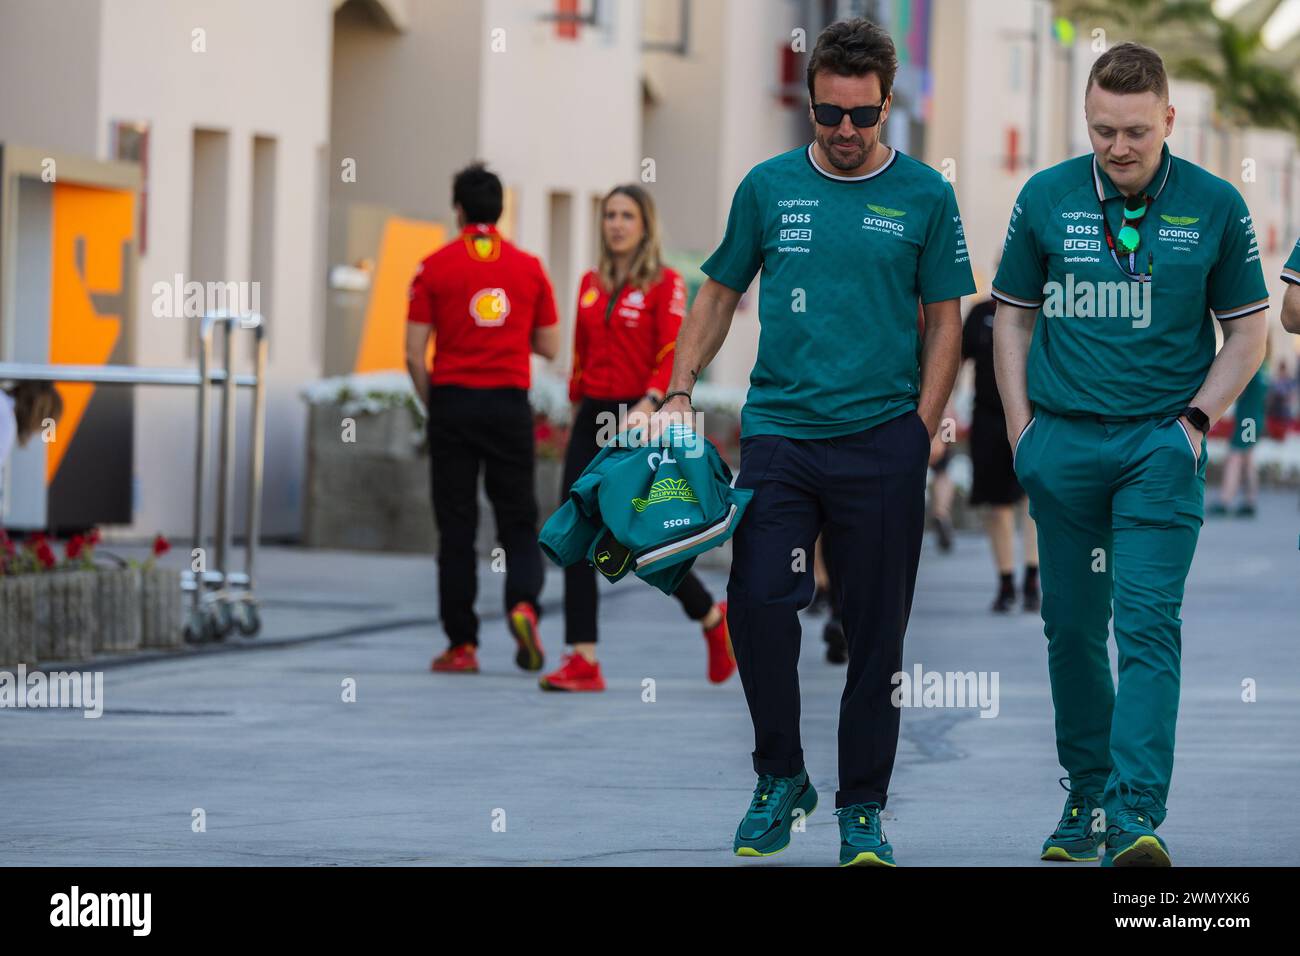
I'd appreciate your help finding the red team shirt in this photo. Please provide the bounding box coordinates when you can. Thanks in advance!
[568,267,686,401]
[407,223,559,390]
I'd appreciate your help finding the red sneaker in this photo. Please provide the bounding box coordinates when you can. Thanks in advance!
[432,643,479,673]
[703,602,736,684]
[508,601,545,672]
[539,653,605,692]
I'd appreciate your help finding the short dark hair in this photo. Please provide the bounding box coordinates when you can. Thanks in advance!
[452,162,503,224]
[1087,42,1168,100]
[807,18,898,102]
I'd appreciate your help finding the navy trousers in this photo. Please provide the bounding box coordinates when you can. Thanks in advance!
[726,410,929,808]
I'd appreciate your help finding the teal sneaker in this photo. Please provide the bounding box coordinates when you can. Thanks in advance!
[1102,808,1171,867]
[733,770,817,857]
[1041,777,1105,862]
[836,803,896,867]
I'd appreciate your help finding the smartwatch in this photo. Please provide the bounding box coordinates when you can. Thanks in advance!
[1180,406,1210,435]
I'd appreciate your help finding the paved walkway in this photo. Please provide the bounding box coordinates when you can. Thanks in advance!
[1,490,1296,865]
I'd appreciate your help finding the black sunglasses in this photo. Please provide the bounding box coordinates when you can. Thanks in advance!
[812,99,886,129]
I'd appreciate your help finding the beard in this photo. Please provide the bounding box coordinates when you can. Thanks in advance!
[817,128,875,171]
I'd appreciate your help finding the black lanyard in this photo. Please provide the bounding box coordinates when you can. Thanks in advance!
[1098,193,1153,283]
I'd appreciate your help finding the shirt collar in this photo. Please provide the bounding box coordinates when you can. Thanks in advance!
[1092,142,1172,202]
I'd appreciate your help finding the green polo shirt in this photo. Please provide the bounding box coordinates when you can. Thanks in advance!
[992,143,1268,418]
[1282,236,1300,286]
[702,144,975,439]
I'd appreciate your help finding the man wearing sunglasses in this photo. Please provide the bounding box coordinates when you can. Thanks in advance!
[992,43,1268,866]
[651,17,973,866]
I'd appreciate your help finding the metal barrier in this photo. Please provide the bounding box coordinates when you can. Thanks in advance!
[0,310,267,642]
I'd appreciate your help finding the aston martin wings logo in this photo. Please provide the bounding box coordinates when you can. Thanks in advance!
[1160,215,1200,226]
[867,204,907,218]
[631,477,699,512]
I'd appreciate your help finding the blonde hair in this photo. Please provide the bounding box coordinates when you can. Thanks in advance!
[8,381,63,446]
[597,184,664,294]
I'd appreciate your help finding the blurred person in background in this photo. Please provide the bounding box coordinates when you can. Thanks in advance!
[927,407,956,552]
[406,162,560,676]
[810,536,847,664]
[962,294,1039,612]
[1209,337,1271,517]
[539,184,732,693]
[0,381,64,518]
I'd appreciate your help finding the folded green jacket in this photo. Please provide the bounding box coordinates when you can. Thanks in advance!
[540,426,753,595]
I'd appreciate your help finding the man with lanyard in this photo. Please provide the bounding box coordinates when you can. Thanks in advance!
[992,43,1268,866]
[652,17,974,866]
[1278,238,1300,332]
[406,162,561,675]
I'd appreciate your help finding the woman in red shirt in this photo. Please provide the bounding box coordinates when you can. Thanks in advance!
[539,184,732,692]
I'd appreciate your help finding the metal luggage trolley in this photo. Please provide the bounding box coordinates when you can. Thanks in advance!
[185,311,268,642]
[0,310,267,644]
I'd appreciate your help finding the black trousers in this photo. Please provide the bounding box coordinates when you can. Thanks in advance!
[427,385,544,647]
[727,411,929,808]
[561,397,714,645]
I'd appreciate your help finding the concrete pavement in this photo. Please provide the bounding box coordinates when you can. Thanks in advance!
[1,490,1297,866]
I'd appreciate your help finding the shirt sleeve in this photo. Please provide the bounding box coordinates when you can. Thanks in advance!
[645,272,686,395]
[1208,189,1269,320]
[533,261,560,328]
[701,173,763,293]
[991,185,1047,309]
[407,260,434,324]
[1283,237,1300,286]
[917,181,977,304]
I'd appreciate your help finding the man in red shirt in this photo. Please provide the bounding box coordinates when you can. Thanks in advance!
[406,163,560,674]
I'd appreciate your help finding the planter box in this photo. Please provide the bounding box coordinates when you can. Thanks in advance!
[140,566,183,649]
[95,566,143,654]
[32,571,97,662]
[305,403,437,553]
[0,575,39,666]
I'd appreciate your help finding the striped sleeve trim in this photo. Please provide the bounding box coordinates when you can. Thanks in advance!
[1281,268,1300,286]
[1212,298,1270,321]
[990,287,1042,309]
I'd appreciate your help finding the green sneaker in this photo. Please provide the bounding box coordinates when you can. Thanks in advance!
[733,770,817,858]
[1102,808,1171,867]
[1041,777,1105,862]
[836,803,896,867]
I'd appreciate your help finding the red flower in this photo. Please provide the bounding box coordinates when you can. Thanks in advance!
[35,542,56,570]
[152,533,171,558]
[65,535,85,561]
[87,528,102,547]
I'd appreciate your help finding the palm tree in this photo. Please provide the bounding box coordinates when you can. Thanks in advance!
[1053,0,1217,52]
[1169,2,1300,133]
[1053,0,1300,134]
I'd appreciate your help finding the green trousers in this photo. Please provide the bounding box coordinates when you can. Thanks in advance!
[1014,409,1206,828]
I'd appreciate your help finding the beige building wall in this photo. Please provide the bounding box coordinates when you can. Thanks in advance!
[642,0,809,393]
[330,0,483,223]
[478,0,644,375]
[0,0,335,538]
[0,0,103,156]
